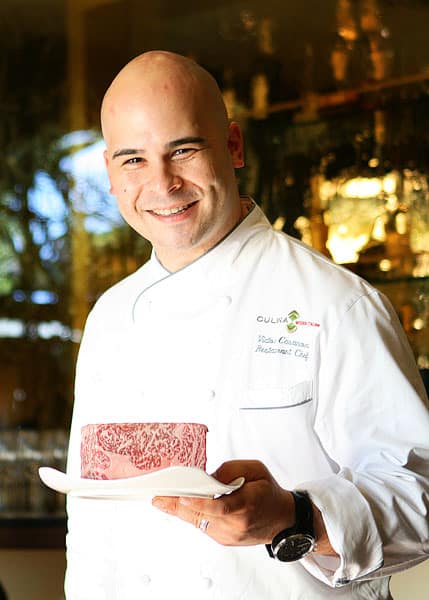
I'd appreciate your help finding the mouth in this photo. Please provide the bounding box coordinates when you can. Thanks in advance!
[149,201,197,217]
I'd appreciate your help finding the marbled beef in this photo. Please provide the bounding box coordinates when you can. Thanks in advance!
[81,422,208,480]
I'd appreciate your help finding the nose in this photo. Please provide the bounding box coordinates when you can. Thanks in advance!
[147,159,183,195]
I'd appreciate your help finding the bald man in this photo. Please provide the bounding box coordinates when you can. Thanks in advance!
[100,51,244,272]
[65,51,429,599]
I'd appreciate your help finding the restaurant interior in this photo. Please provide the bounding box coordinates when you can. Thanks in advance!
[0,0,428,597]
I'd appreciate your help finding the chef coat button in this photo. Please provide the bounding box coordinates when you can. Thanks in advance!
[201,576,213,589]
[140,574,151,586]
[208,389,216,400]
[222,296,232,307]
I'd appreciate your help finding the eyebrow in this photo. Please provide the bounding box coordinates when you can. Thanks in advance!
[111,137,207,160]
[167,136,207,148]
[112,148,142,160]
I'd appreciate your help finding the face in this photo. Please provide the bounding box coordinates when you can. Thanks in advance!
[103,87,244,272]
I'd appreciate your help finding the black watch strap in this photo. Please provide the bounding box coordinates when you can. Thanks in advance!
[266,490,315,559]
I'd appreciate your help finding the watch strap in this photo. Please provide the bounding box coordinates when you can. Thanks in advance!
[266,490,315,559]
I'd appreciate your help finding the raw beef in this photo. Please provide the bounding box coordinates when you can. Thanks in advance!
[81,422,208,480]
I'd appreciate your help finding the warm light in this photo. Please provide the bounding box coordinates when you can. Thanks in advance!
[340,177,383,198]
[413,253,429,277]
[413,318,425,331]
[319,180,337,202]
[379,259,392,272]
[338,27,358,42]
[317,170,414,268]
[295,216,310,230]
[294,216,312,246]
[372,216,386,241]
[395,212,408,235]
[385,195,398,211]
[383,172,397,195]
[251,73,269,119]
[327,232,368,263]
[273,216,286,231]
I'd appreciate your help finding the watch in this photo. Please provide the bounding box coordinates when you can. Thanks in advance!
[267,490,316,562]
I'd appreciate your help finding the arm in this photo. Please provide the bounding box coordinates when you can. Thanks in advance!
[301,290,429,585]
[152,459,338,556]
[153,290,429,587]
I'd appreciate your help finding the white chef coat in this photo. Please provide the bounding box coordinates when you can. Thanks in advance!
[66,200,429,599]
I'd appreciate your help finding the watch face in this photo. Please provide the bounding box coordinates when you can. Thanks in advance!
[274,533,315,562]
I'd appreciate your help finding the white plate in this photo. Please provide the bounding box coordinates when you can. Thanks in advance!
[39,466,245,500]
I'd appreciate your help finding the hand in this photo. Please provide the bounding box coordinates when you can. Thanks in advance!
[152,460,295,546]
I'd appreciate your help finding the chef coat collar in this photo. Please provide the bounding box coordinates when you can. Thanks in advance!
[131,198,271,320]
[150,197,268,273]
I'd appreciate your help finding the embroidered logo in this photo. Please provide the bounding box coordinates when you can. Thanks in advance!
[286,310,299,333]
[256,310,320,334]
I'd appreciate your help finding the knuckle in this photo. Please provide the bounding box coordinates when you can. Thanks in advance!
[193,511,203,528]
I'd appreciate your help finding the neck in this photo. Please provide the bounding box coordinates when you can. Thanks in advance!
[155,197,254,273]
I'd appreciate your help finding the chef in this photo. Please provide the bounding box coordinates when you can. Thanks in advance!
[65,51,429,599]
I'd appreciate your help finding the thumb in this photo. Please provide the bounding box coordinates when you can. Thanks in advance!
[212,459,269,484]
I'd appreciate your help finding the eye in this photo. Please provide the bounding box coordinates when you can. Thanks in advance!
[172,147,197,159]
[123,156,143,165]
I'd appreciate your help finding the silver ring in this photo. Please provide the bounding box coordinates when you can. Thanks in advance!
[199,518,209,533]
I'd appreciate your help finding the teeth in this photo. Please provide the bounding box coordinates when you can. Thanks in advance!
[152,204,191,216]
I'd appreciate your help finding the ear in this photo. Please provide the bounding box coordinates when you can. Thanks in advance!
[104,149,115,195]
[227,122,244,168]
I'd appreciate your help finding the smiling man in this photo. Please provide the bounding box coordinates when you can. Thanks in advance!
[65,51,429,599]
[101,52,244,272]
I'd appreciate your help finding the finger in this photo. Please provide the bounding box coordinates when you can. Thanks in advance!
[151,495,180,514]
[152,495,209,531]
[212,459,269,484]
[152,495,217,521]
[177,490,247,517]
[151,492,246,530]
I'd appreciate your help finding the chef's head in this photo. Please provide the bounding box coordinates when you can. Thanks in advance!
[101,50,245,272]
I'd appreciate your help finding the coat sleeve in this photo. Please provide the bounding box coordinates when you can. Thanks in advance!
[299,290,429,587]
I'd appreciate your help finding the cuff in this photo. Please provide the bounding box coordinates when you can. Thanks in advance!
[297,472,384,587]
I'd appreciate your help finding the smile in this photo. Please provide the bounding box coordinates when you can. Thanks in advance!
[150,202,196,216]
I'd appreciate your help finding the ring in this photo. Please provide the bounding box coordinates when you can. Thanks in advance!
[198,518,209,533]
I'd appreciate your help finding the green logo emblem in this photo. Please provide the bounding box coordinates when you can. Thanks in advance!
[286,310,299,333]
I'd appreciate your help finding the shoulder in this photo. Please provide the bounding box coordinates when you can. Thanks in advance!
[255,227,376,299]
[85,260,154,329]
[254,231,402,345]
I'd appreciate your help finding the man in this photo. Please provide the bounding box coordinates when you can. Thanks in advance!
[65,51,429,599]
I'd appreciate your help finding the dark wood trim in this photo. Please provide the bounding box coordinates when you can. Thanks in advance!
[0,514,66,549]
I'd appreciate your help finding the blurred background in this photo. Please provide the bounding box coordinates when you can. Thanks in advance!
[0,1,428,597]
